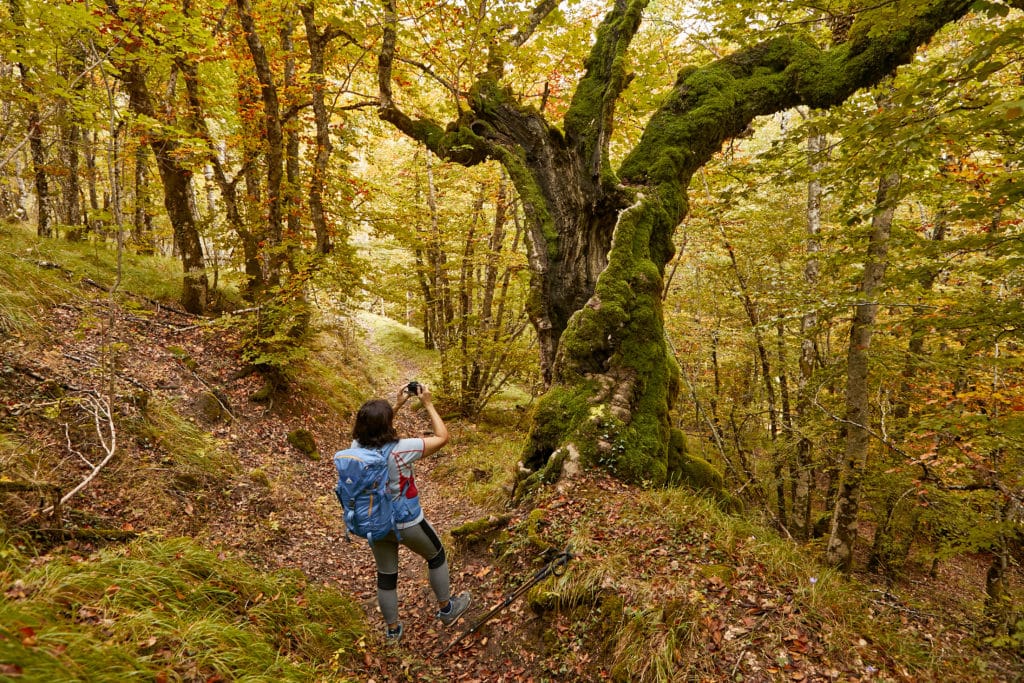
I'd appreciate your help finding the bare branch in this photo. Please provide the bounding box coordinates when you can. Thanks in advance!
[64,422,95,469]
[396,55,463,100]
[43,392,118,513]
[509,0,560,48]
[377,0,490,165]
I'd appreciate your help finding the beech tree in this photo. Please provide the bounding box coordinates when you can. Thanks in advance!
[371,0,1010,494]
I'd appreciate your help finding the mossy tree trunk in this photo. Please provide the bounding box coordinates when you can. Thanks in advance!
[378,0,975,488]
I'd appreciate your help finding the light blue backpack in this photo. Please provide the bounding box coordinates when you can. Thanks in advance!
[334,443,398,545]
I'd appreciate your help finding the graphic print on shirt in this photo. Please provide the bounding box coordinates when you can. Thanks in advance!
[400,472,418,498]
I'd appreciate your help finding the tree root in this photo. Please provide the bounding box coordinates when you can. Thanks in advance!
[450,514,512,545]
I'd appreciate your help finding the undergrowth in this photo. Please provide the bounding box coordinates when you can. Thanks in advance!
[0,223,185,340]
[0,536,365,681]
[432,421,522,511]
[516,480,1004,682]
[294,328,376,418]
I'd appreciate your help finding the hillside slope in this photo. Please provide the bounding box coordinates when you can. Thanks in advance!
[1,228,1021,681]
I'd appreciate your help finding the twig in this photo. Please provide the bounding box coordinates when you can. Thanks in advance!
[62,353,149,392]
[42,392,118,513]
[64,423,95,469]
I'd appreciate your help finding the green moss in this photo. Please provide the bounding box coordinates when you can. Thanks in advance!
[526,508,551,550]
[522,385,594,469]
[450,515,512,544]
[194,391,229,424]
[286,429,318,460]
[496,148,558,257]
[168,345,199,371]
[698,563,735,583]
[525,193,683,489]
[673,454,723,491]
[248,468,271,488]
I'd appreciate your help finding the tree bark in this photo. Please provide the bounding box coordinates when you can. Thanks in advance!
[300,3,338,256]
[9,0,50,237]
[132,143,155,254]
[378,0,975,489]
[281,18,301,270]
[62,120,84,239]
[236,0,286,285]
[101,0,208,311]
[119,61,208,312]
[793,124,826,540]
[826,171,900,571]
[179,59,263,295]
[894,210,947,419]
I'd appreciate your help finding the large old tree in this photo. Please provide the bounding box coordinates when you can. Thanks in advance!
[373,0,1008,502]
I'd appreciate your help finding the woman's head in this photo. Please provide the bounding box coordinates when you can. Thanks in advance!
[352,399,397,448]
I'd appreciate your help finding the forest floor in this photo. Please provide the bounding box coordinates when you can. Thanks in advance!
[2,264,1023,681]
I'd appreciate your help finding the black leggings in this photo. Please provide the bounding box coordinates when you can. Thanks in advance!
[371,519,450,624]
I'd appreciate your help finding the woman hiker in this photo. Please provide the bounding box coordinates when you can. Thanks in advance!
[348,382,471,642]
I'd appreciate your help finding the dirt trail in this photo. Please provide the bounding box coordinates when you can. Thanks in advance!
[256,316,521,681]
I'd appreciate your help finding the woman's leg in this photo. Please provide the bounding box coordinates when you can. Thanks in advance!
[399,519,451,604]
[371,535,401,627]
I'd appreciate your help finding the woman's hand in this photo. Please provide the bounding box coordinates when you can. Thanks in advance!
[395,385,409,410]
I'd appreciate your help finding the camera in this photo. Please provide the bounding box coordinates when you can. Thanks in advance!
[406,381,421,396]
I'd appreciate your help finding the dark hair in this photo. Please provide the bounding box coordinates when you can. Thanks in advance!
[352,399,398,448]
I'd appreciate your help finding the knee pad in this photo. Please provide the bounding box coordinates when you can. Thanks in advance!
[377,571,398,590]
[427,546,446,570]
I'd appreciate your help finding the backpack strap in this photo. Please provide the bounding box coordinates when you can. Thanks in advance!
[381,442,404,544]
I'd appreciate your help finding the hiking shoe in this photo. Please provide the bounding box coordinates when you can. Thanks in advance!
[385,622,403,643]
[437,591,471,627]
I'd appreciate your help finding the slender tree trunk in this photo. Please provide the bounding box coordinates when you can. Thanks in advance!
[415,248,435,349]
[281,19,301,272]
[179,58,264,296]
[132,143,155,254]
[117,59,208,312]
[716,207,783,524]
[9,0,51,237]
[422,155,454,382]
[777,309,794,505]
[894,210,947,419]
[794,125,825,540]
[458,189,485,412]
[300,4,337,255]
[237,0,286,285]
[61,46,88,239]
[826,170,901,571]
[984,500,1015,628]
[63,121,84,240]
[85,128,100,233]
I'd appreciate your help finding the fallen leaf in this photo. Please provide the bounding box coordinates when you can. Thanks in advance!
[18,626,37,647]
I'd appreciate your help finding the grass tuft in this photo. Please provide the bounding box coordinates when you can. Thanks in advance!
[0,536,365,681]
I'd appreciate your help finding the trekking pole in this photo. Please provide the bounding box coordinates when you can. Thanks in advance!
[438,544,574,657]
